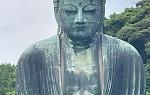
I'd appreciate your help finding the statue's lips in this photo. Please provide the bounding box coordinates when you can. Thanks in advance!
[74,26,86,31]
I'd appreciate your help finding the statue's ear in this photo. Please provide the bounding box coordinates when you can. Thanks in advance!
[54,10,59,25]
[53,0,59,14]
[53,0,59,24]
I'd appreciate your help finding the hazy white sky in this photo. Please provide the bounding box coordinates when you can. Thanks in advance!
[0,0,140,64]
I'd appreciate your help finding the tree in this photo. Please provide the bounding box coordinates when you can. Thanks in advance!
[145,61,150,95]
[0,64,16,95]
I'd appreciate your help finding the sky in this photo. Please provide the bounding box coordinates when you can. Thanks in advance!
[0,0,140,65]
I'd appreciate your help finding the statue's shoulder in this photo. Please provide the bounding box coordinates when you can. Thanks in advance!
[102,34,140,56]
[31,35,58,49]
[18,35,58,61]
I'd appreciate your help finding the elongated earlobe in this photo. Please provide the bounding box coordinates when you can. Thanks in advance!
[53,0,59,12]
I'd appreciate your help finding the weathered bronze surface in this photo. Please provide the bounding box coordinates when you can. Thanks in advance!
[16,0,145,95]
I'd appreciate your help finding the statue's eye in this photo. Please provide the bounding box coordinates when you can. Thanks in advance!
[83,5,96,13]
[64,6,77,14]
[65,10,77,14]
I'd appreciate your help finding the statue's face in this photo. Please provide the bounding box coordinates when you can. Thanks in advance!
[56,0,103,39]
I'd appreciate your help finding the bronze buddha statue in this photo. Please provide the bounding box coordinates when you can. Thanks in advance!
[16,0,145,94]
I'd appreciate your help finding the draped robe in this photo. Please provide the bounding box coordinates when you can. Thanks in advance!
[16,34,145,95]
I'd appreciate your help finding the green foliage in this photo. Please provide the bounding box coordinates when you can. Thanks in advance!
[131,18,150,31]
[145,61,150,94]
[104,12,133,36]
[116,26,139,41]
[0,64,16,95]
[145,41,150,59]
[128,7,150,24]
[136,0,150,7]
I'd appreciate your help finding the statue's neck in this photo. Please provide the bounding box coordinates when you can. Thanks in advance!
[59,32,101,52]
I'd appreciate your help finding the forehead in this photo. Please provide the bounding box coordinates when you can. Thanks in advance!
[62,0,99,5]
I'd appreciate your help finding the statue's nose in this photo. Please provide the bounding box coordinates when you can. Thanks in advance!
[75,10,86,24]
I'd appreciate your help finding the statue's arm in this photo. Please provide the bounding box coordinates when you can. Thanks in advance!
[131,53,145,95]
[121,50,145,95]
[16,47,60,95]
[16,48,44,95]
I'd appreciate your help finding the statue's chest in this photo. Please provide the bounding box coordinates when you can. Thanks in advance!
[63,49,100,95]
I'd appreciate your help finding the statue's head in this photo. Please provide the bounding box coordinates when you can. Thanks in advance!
[53,0,106,41]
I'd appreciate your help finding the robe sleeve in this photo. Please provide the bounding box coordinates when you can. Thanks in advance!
[16,48,45,95]
[113,45,145,95]
[16,47,61,95]
[124,51,145,95]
